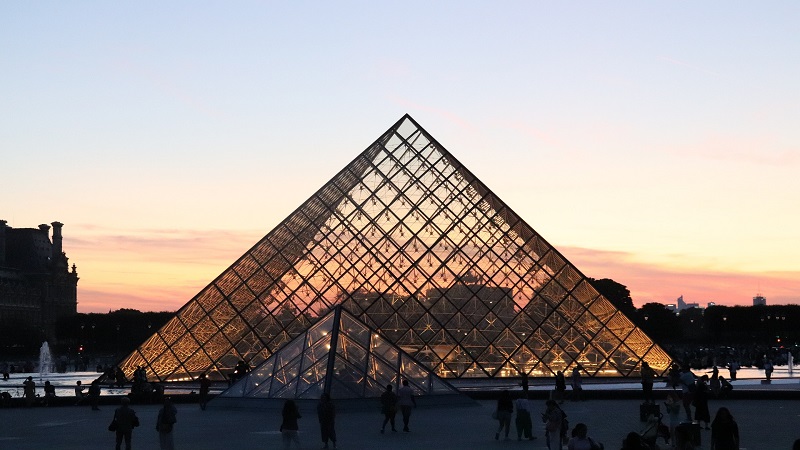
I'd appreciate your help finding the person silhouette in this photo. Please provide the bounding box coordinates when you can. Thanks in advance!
[380,384,398,433]
[317,393,336,449]
[397,379,416,432]
[280,399,301,449]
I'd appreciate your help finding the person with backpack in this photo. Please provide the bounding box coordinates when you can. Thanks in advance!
[110,396,139,450]
[156,397,178,450]
[567,422,603,450]
[542,399,566,450]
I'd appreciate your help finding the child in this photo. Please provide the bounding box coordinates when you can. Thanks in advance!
[664,391,681,445]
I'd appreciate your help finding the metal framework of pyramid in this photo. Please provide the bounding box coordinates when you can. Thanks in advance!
[119,114,671,383]
[218,305,463,400]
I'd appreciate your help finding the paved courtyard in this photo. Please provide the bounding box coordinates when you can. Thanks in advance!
[1,394,799,449]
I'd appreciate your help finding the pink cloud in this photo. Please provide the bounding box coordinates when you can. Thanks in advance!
[560,245,800,307]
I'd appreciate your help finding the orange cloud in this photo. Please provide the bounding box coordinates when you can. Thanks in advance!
[69,226,799,313]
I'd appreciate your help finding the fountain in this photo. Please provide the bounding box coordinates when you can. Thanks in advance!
[38,341,53,379]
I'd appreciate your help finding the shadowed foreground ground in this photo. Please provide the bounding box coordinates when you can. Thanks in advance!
[1,395,799,449]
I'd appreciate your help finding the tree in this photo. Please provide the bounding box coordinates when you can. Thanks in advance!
[587,277,636,318]
[637,302,679,344]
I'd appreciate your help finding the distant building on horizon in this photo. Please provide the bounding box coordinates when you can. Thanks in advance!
[676,295,700,312]
[753,294,767,306]
[0,220,79,341]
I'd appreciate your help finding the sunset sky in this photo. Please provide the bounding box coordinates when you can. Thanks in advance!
[2,2,799,313]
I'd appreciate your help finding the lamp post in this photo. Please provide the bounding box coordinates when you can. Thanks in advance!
[722,316,727,345]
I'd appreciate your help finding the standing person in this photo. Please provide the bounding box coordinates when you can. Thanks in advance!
[397,379,416,432]
[198,373,211,410]
[679,365,696,422]
[668,363,681,390]
[89,379,101,410]
[115,366,126,388]
[693,375,711,430]
[317,393,336,449]
[763,358,774,382]
[664,391,682,445]
[379,384,397,433]
[514,393,535,441]
[727,361,738,381]
[111,397,140,450]
[520,371,529,395]
[554,370,566,404]
[567,423,602,450]
[571,365,583,402]
[156,397,177,450]
[22,376,36,407]
[710,407,739,450]
[280,399,301,450]
[640,361,656,404]
[494,389,513,440]
[542,399,564,450]
[718,376,733,398]
[709,366,721,397]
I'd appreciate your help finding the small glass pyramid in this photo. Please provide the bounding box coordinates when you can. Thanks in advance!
[219,306,462,399]
[118,114,672,382]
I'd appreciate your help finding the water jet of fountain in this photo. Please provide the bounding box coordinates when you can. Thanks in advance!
[38,341,52,380]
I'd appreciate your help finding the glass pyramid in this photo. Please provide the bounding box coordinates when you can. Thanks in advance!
[218,306,463,400]
[118,114,672,382]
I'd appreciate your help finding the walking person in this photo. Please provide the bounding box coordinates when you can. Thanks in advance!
[379,384,397,433]
[280,399,301,450]
[317,393,336,449]
[156,397,178,450]
[679,364,696,422]
[110,397,140,450]
[494,389,513,440]
[397,379,416,432]
[710,407,739,450]
[514,393,535,441]
[198,373,211,410]
[640,361,656,404]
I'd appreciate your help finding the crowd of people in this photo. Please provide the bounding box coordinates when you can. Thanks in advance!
[7,363,800,449]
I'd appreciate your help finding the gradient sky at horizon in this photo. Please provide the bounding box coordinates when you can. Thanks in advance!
[2,2,799,313]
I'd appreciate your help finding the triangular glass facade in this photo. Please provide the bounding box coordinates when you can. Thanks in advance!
[119,114,672,382]
[219,306,462,400]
